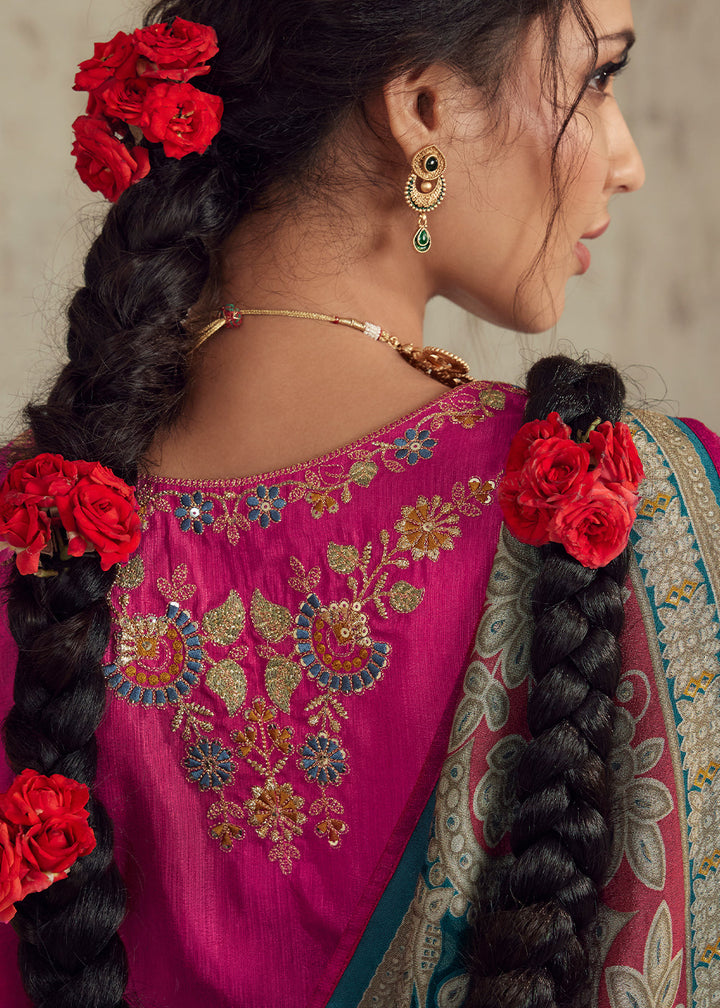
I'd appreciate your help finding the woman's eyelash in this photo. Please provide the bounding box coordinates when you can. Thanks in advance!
[589,51,630,92]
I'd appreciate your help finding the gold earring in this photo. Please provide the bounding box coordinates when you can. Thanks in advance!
[404,145,446,253]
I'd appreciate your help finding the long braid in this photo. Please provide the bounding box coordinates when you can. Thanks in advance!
[467,356,629,1007]
[2,156,244,1006]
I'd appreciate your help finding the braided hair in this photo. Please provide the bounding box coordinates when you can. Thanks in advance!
[466,356,630,1007]
[1,2,612,1005]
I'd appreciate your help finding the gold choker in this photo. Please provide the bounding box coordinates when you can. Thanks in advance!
[195,305,473,389]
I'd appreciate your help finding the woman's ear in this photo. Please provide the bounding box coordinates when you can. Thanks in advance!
[381,64,466,162]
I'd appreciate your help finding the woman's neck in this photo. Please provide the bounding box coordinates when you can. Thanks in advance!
[147,200,450,480]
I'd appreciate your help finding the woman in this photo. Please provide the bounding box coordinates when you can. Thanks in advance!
[0,0,718,1006]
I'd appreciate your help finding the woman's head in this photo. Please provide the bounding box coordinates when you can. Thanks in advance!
[132,0,643,336]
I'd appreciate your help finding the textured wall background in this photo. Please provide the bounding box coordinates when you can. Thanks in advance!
[2,0,719,438]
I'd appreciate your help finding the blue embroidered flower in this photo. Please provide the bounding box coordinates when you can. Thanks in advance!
[247,485,287,528]
[174,491,214,533]
[393,428,437,465]
[185,738,236,791]
[299,734,348,786]
[104,603,203,708]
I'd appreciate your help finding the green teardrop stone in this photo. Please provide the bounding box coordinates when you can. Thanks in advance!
[413,226,431,253]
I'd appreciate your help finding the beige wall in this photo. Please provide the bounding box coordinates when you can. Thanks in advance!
[2,0,719,438]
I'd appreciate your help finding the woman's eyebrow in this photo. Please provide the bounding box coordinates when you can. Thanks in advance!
[597,29,636,49]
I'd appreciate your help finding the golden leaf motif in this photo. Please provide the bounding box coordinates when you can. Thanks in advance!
[327,542,360,575]
[265,657,302,714]
[348,460,378,487]
[250,589,292,642]
[157,563,197,602]
[203,590,246,646]
[205,659,247,716]
[116,553,145,591]
[388,580,425,614]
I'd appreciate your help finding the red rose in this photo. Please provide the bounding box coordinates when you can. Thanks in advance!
[93,75,151,125]
[0,769,91,828]
[139,82,223,158]
[521,437,594,503]
[133,18,219,80]
[3,454,80,506]
[590,421,644,487]
[55,473,141,570]
[549,483,637,568]
[72,115,150,202]
[73,31,139,95]
[19,813,95,879]
[498,472,553,547]
[0,823,25,924]
[506,412,572,473]
[0,494,52,575]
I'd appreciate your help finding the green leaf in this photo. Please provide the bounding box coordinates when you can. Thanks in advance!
[203,590,246,646]
[327,542,360,575]
[388,581,425,614]
[348,460,378,487]
[251,589,292,642]
[206,659,247,715]
[265,657,302,714]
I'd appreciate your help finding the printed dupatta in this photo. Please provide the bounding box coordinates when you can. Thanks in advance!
[319,412,720,1008]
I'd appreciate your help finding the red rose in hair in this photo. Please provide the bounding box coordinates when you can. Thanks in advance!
[521,437,594,504]
[506,411,572,473]
[550,483,637,568]
[0,769,91,829]
[0,494,52,576]
[73,31,139,95]
[0,823,25,924]
[93,75,151,125]
[133,18,219,80]
[4,454,80,506]
[589,421,645,486]
[71,115,150,202]
[498,472,553,547]
[20,813,96,880]
[55,468,140,570]
[139,82,223,158]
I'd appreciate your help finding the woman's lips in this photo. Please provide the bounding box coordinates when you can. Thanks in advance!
[575,220,610,274]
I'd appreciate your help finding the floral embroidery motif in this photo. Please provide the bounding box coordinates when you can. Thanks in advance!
[104,602,203,706]
[137,382,508,539]
[294,594,390,695]
[185,738,236,790]
[174,491,214,533]
[246,484,287,528]
[394,428,437,465]
[107,445,499,871]
[299,734,348,786]
[395,495,461,561]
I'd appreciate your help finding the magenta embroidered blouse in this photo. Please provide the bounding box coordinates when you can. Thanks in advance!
[0,381,525,1007]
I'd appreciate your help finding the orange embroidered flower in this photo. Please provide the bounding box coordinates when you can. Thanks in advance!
[315,818,347,847]
[246,782,306,840]
[267,725,293,755]
[394,495,461,561]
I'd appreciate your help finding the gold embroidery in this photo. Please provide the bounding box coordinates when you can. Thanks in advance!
[251,588,293,642]
[395,495,460,561]
[203,590,246,645]
[697,849,720,878]
[205,659,247,716]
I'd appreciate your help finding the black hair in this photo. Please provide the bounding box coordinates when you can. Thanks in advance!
[1,3,615,1006]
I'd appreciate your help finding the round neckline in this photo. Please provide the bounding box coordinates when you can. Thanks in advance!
[141,379,505,491]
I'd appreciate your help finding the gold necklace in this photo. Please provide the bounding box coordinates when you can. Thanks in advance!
[196,305,473,389]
